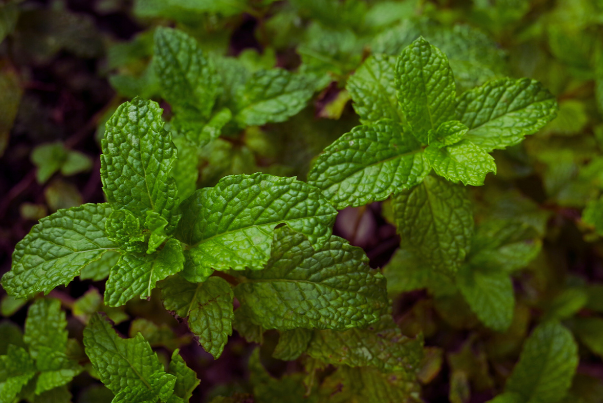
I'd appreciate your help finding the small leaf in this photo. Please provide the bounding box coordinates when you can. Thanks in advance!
[425,139,496,186]
[234,69,314,127]
[396,37,456,144]
[24,299,68,357]
[104,238,184,307]
[456,78,557,152]
[2,203,118,299]
[307,119,429,209]
[154,27,220,119]
[0,345,36,403]
[392,175,473,275]
[168,349,200,401]
[161,275,234,359]
[234,226,389,330]
[428,120,468,147]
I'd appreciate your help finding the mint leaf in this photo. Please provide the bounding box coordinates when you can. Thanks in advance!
[83,313,177,403]
[105,209,145,252]
[456,78,557,152]
[31,142,91,184]
[145,211,170,254]
[161,275,233,359]
[100,97,179,229]
[396,37,456,144]
[307,119,429,209]
[347,55,403,124]
[0,345,36,402]
[2,203,118,299]
[234,226,389,330]
[33,385,72,403]
[425,139,496,186]
[168,349,200,401]
[234,69,314,127]
[34,347,82,395]
[24,299,67,357]
[504,321,578,403]
[392,175,473,275]
[468,219,541,273]
[79,250,121,282]
[272,329,313,361]
[105,238,184,307]
[307,311,423,372]
[428,120,468,147]
[176,173,337,273]
[457,265,514,332]
[232,309,263,344]
[154,27,220,119]
[248,349,308,403]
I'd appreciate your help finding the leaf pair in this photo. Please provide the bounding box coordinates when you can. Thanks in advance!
[0,299,83,402]
[309,37,557,210]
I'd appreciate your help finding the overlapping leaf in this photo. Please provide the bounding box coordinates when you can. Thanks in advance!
[234,226,389,330]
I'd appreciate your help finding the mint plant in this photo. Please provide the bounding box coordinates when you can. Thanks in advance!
[2,1,601,401]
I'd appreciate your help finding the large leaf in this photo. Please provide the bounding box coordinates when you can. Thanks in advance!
[234,226,389,330]
[456,78,557,152]
[307,119,429,209]
[100,97,179,228]
[161,275,233,359]
[392,175,473,275]
[2,204,118,299]
[176,173,337,274]
[396,37,456,144]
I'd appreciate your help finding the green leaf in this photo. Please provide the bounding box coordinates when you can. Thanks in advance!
[456,265,514,332]
[392,175,473,275]
[347,55,404,124]
[456,78,557,152]
[0,1,19,43]
[145,211,170,254]
[33,385,72,403]
[176,173,337,273]
[34,347,83,394]
[2,203,118,299]
[272,329,313,361]
[425,139,496,186]
[24,299,67,357]
[1,295,28,317]
[468,219,541,273]
[318,365,420,403]
[100,97,179,229]
[307,311,423,372]
[73,288,128,325]
[232,309,263,344]
[234,69,314,127]
[428,120,468,147]
[31,143,67,184]
[234,226,389,331]
[504,321,578,403]
[83,313,177,403]
[154,27,220,120]
[0,345,36,403]
[307,119,429,209]
[583,197,603,235]
[168,349,200,401]
[79,250,121,282]
[161,275,234,358]
[105,238,184,307]
[396,37,456,144]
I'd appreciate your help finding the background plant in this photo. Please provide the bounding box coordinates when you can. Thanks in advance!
[1,0,603,402]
